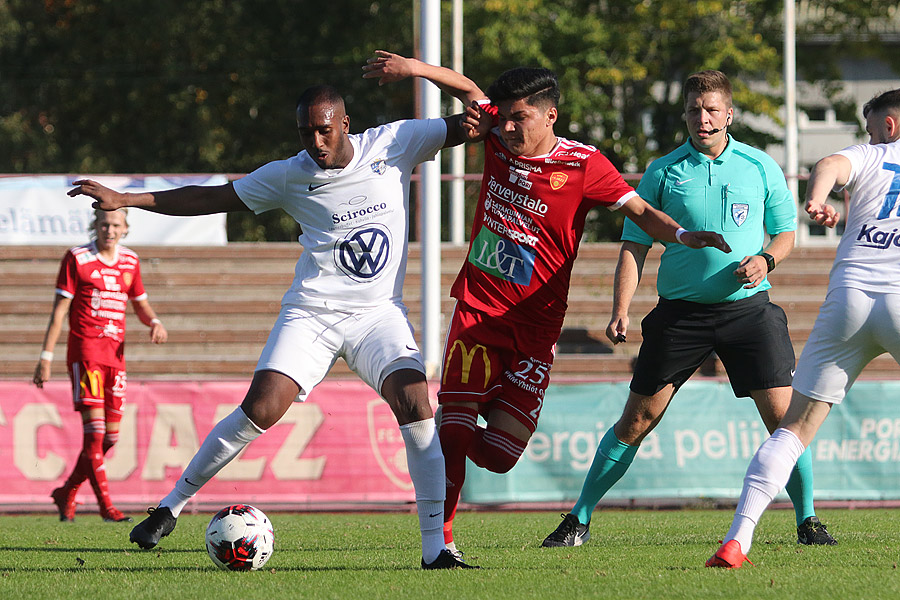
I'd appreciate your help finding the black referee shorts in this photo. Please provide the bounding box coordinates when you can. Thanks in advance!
[630,291,795,398]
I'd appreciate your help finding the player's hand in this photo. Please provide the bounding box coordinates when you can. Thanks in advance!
[462,101,491,141]
[679,230,731,253]
[606,316,629,345]
[68,179,127,211]
[33,360,50,388]
[150,320,168,344]
[362,50,415,85]
[805,200,840,228]
[734,255,767,288]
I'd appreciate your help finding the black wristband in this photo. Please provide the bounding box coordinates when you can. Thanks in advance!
[760,252,776,272]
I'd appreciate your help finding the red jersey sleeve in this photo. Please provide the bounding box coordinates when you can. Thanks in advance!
[129,258,147,300]
[583,152,637,209]
[55,250,78,297]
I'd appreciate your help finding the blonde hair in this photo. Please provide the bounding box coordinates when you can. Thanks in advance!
[89,208,129,240]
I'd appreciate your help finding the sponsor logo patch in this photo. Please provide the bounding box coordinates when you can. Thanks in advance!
[731,203,749,227]
[334,224,391,281]
[469,226,535,285]
[370,158,387,175]
[549,172,568,190]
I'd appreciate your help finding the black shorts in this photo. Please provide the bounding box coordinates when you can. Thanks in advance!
[630,291,795,398]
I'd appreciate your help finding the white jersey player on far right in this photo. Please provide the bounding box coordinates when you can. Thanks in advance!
[707,88,900,569]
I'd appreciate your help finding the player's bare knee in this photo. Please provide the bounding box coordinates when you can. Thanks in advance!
[381,368,431,425]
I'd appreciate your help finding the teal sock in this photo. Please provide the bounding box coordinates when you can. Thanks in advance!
[571,427,638,525]
[784,447,816,526]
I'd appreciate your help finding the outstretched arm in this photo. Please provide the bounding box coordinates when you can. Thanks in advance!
[805,153,852,228]
[619,196,732,253]
[362,50,490,148]
[362,50,485,105]
[68,180,249,215]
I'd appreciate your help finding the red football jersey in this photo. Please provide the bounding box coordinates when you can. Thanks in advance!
[56,242,147,368]
[451,130,637,328]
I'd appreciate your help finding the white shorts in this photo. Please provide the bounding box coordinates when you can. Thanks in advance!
[793,287,900,404]
[256,302,425,401]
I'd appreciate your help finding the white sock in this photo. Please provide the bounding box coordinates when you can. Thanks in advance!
[160,407,265,517]
[400,418,446,564]
[725,428,806,554]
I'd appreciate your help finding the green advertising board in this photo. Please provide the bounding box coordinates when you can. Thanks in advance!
[462,381,900,503]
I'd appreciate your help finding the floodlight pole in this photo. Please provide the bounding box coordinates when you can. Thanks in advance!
[449,0,466,245]
[784,0,802,244]
[419,0,442,376]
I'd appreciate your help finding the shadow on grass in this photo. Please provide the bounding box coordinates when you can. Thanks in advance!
[0,564,437,573]
[0,546,201,554]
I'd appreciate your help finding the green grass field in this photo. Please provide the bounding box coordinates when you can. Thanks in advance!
[1,508,898,599]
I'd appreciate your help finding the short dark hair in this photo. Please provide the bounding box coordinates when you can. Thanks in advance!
[296,85,345,112]
[863,88,900,118]
[683,70,732,106]
[486,67,560,109]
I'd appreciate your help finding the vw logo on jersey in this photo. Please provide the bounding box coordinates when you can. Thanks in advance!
[334,224,391,282]
[731,203,749,227]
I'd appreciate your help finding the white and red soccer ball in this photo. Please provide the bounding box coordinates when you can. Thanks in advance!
[205,504,274,571]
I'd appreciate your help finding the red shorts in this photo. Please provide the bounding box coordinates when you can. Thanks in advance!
[68,360,127,420]
[438,302,558,432]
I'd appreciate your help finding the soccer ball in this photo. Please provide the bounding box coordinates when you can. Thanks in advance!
[205,504,274,571]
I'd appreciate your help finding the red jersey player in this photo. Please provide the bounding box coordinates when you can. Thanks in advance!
[34,208,168,522]
[364,52,731,557]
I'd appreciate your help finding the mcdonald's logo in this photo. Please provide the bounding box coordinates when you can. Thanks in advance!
[80,369,104,399]
[442,340,491,389]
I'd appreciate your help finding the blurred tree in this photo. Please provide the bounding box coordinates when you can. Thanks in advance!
[1,0,896,241]
[461,0,898,240]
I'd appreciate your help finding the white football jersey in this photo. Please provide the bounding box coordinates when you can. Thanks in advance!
[830,139,900,293]
[234,118,446,309]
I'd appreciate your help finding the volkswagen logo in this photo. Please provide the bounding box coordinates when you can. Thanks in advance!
[334,224,391,281]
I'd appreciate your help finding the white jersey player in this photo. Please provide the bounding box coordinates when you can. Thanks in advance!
[235,118,443,310]
[708,88,900,569]
[69,77,490,570]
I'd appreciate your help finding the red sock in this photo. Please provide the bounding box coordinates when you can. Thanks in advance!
[468,425,527,474]
[438,405,478,545]
[79,417,114,513]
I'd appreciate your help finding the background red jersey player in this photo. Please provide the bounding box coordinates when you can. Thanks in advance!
[364,51,730,558]
[34,208,167,522]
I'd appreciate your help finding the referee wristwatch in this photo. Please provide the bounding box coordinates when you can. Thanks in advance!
[760,252,776,272]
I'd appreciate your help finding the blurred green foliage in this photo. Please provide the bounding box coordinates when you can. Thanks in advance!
[1,0,897,241]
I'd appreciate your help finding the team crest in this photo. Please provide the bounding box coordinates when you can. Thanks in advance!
[123,272,133,287]
[731,203,749,227]
[370,158,387,175]
[549,172,568,190]
[367,398,413,490]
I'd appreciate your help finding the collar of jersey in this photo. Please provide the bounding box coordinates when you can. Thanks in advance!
[685,133,735,165]
[88,240,120,266]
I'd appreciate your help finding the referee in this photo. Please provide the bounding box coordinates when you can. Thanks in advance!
[543,70,836,549]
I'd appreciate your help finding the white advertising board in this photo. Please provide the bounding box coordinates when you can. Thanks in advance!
[0,175,228,245]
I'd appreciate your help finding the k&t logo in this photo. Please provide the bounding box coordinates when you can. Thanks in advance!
[469,226,535,285]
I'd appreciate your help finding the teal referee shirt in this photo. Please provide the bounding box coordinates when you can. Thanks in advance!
[625,136,797,303]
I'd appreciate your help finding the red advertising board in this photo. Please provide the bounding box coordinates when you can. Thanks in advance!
[0,380,435,512]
